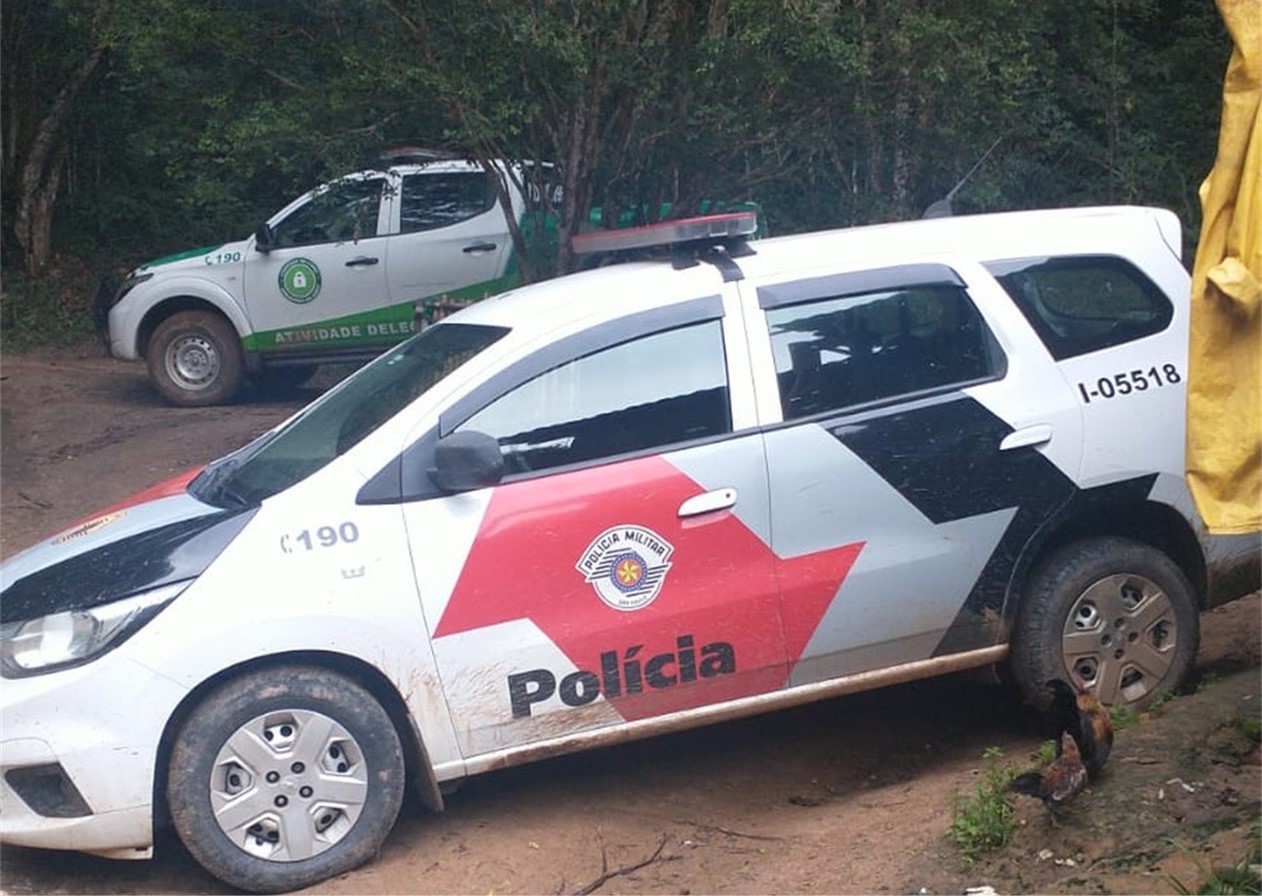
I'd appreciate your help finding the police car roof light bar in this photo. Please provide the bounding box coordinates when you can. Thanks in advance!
[571,211,759,256]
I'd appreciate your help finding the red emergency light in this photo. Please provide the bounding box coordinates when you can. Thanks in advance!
[571,211,760,257]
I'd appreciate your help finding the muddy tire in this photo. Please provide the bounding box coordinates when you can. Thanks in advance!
[147,310,245,406]
[1011,537,1199,712]
[167,666,405,893]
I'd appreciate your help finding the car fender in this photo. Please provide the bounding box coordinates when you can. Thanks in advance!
[113,275,252,360]
[118,486,466,780]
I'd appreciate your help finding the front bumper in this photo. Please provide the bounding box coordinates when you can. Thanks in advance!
[0,652,188,855]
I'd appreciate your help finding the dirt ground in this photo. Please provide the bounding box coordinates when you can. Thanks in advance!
[1,343,1258,896]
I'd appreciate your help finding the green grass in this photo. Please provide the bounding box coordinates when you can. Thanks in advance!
[1037,738,1058,765]
[1168,831,1262,896]
[948,747,1018,866]
[1,262,99,351]
[1110,704,1143,729]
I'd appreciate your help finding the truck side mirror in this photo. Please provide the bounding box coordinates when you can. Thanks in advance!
[428,430,505,492]
[254,223,275,254]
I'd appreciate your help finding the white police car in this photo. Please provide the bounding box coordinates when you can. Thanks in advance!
[7,207,1259,892]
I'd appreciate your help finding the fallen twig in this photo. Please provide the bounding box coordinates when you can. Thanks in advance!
[688,821,785,842]
[573,834,671,895]
[17,491,52,509]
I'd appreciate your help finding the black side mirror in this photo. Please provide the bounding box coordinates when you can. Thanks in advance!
[254,222,275,253]
[429,430,505,492]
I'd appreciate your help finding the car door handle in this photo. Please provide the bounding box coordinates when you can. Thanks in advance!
[463,242,498,253]
[345,256,380,267]
[1000,424,1053,451]
[678,488,738,518]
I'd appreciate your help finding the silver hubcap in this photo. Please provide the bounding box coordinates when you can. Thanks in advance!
[165,334,220,390]
[1061,573,1178,704]
[210,709,368,862]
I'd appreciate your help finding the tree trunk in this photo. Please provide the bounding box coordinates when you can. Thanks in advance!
[15,43,104,274]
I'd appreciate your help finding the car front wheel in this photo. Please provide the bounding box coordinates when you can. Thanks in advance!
[1011,537,1199,712]
[147,310,245,406]
[167,666,405,893]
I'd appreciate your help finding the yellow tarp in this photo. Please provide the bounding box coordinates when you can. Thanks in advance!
[1187,0,1262,535]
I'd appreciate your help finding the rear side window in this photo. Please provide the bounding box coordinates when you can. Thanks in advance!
[767,283,1003,420]
[985,255,1173,360]
[400,172,496,233]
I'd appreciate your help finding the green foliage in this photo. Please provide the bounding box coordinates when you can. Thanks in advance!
[948,747,1017,866]
[1168,832,1262,896]
[1110,704,1143,729]
[0,0,1235,290]
[1037,738,1059,765]
[0,263,96,350]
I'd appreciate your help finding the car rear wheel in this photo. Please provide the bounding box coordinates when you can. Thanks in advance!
[167,666,405,893]
[147,310,245,406]
[1010,537,1199,712]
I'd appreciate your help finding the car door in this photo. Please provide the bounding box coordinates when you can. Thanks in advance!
[242,174,392,350]
[741,261,1084,686]
[383,167,513,311]
[399,298,788,757]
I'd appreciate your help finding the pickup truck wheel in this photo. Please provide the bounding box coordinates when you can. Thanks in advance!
[147,310,245,406]
[167,666,405,894]
[1011,537,1198,712]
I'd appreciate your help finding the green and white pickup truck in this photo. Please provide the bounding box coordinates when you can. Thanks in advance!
[96,158,557,405]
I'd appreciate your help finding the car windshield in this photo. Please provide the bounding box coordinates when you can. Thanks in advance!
[190,322,509,508]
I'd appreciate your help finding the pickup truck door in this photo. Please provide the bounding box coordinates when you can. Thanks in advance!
[242,174,392,350]
[383,169,513,310]
[740,260,1084,684]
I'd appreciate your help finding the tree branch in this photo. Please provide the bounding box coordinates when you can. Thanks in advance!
[572,833,673,896]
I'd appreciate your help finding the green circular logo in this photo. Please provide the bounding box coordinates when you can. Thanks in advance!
[278,258,322,304]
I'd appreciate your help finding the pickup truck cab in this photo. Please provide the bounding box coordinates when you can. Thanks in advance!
[97,158,544,405]
[14,207,1260,892]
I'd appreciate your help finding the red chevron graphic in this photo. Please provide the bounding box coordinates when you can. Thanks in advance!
[434,454,862,721]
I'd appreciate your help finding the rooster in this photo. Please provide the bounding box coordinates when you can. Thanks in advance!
[1046,678,1113,780]
[1010,730,1089,811]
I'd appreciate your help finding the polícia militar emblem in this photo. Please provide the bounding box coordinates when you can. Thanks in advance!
[576,525,674,611]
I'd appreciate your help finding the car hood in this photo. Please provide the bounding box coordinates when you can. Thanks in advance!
[0,470,257,623]
[136,238,249,274]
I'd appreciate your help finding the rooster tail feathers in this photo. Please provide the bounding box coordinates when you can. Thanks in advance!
[1009,772,1047,799]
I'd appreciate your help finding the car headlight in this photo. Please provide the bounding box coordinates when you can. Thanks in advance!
[112,271,154,306]
[0,580,189,678]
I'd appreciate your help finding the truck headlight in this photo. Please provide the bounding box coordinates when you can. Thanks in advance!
[109,271,154,308]
[0,580,188,678]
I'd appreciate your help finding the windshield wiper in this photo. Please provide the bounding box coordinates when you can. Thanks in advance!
[189,430,277,508]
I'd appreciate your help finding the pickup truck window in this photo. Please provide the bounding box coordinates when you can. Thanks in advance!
[400,171,496,233]
[985,255,1173,360]
[768,283,1002,420]
[272,177,386,248]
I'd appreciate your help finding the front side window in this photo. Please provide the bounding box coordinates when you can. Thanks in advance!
[985,255,1173,360]
[190,323,509,507]
[272,177,386,248]
[768,284,1002,420]
[400,172,496,233]
[457,321,730,474]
